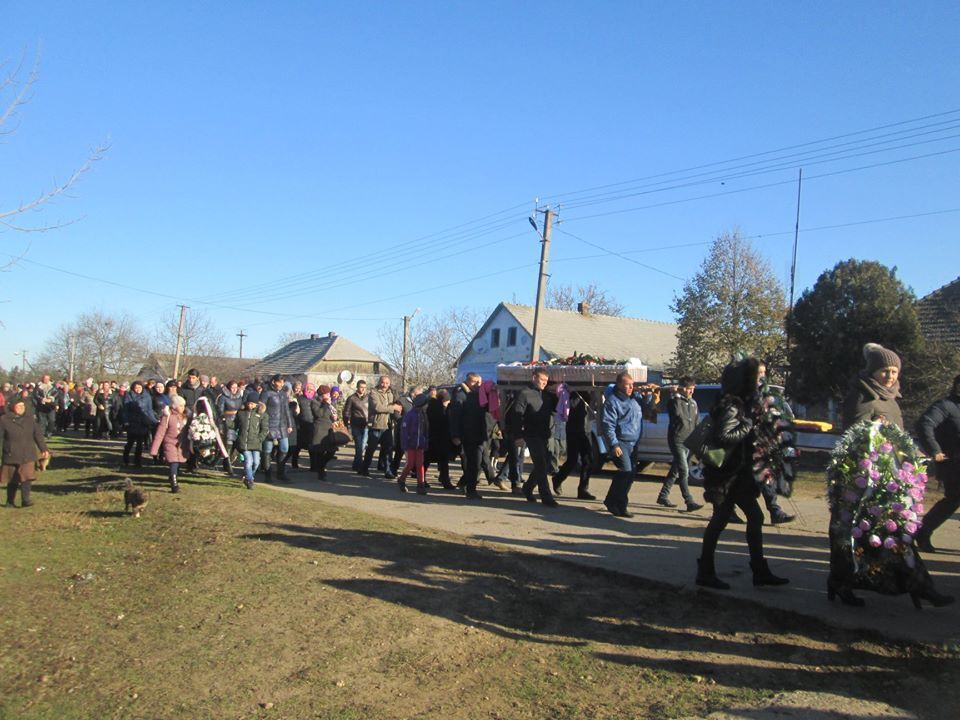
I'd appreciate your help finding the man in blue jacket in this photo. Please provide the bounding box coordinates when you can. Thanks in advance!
[601,372,643,518]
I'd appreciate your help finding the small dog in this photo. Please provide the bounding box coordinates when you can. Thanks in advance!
[123,478,147,518]
[35,452,51,474]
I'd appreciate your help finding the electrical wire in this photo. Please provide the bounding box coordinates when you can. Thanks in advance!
[540,108,960,204]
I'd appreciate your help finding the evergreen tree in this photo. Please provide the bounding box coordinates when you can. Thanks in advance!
[786,259,922,405]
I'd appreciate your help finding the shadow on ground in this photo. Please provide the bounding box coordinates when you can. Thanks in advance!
[240,521,958,719]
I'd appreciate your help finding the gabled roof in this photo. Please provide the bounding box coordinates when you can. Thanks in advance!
[459,302,678,369]
[138,353,259,381]
[244,334,388,377]
[917,277,960,348]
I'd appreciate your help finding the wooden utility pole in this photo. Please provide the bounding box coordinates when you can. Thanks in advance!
[530,208,553,363]
[173,304,188,380]
[401,308,420,390]
[237,330,247,359]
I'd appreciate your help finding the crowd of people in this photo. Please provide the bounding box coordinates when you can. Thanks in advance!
[2,344,958,609]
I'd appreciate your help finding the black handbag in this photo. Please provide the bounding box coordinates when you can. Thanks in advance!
[683,415,729,469]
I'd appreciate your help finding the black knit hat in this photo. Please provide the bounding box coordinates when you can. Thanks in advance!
[863,343,901,373]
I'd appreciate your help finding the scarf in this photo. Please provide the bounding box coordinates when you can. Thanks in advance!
[859,370,900,402]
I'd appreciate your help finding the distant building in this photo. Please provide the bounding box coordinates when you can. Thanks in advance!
[455,302,678,383]
[917,276,960,349]
[137,353,259,382]
[243,332,391,389]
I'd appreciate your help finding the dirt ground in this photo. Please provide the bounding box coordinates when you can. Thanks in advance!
[0,436,957,719]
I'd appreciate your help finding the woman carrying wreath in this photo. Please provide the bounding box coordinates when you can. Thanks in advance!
[695,357,789,590]
[827,343,954,608]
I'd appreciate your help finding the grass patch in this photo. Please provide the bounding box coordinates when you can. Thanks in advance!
[0,436,956,719]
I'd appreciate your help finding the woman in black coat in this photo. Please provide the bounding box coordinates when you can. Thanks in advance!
[309,385,338,480]
[695,357,788,591]
[424,390,455,490]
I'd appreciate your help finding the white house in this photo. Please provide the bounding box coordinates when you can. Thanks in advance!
[455,302,678,383]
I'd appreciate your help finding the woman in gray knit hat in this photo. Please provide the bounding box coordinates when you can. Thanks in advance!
[842,342,903,430]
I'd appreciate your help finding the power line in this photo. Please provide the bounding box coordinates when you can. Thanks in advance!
[562,145,960,223]
[558,128,960,212]
[540,108,960,204]
[552,227,686,281]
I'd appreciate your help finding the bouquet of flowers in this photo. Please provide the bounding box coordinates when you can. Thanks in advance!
[752,381,797,497]
[827,420,927,586]
[189,412,220,458]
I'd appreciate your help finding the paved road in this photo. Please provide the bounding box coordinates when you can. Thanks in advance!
[267,453,960,645]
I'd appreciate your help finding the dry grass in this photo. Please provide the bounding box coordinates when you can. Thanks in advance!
[0,436,956,719]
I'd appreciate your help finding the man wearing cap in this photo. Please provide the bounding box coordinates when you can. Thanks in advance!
[1,396,50,507]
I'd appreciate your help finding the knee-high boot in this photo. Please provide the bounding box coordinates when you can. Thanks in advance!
[20,481,33,507]
[6,478,20,507]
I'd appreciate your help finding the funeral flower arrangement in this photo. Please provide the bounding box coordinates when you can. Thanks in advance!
[752,381,798,497]
[188,412,219,457]
[827,420,927,563]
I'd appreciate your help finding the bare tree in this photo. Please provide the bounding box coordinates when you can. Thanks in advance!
[37,310,149,380]
[546,282,625,316]
[154,308,228,371]
[1,53,108,251]
[377,306,488,388]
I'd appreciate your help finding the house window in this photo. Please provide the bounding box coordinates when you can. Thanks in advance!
[507,327,517,347]
[491,329,501,348]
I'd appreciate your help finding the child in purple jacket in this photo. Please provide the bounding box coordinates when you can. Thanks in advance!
[396,393,430,494]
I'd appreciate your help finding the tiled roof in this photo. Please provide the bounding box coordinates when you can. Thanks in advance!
[461,302,677,369]
[917,277,960,348]
[244,334,387,377]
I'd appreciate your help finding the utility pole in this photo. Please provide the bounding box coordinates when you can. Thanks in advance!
[786,168,803,378]
[68,334,77,383]
[530,207,554,363]
[19,350,29,374]
[237,330,247,359]
[173,304,188,380]
[401,308,420,390]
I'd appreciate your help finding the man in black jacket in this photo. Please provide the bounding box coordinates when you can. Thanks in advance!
[449,374,487,500]
[510,369,559,507]
[657,377,704,511]
[914,374,960,553]
[551,391,596,500]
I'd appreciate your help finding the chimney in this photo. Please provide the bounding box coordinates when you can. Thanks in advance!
[577,302,591,316]
[328,331,337,338]
[310,333,319,340]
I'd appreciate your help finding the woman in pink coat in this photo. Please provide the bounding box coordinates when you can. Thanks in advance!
[150,395,191,493]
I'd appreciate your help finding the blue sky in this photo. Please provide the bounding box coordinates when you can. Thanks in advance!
[2,1,959,370]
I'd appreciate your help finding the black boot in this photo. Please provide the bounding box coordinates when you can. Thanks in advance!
[750,560,789,587]
[20,481,33,508]
[696,557,730,590]
[6,480,17,507]
[910,586,955,609]
[826,577,865,607]
[277,462,289,482]
[170,475,180,494]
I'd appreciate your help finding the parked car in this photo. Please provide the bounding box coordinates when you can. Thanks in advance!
[591,383,837,481]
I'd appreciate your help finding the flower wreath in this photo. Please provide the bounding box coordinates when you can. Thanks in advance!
[752,381,797,497]
[189,412,219,456]
[826,420,927,572]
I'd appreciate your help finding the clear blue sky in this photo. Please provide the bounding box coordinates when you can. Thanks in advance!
[2,1,959,371]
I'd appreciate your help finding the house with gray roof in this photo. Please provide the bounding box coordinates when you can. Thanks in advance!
[917,276,960,349]
[455,302,678,383]
[244,332,392,389]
